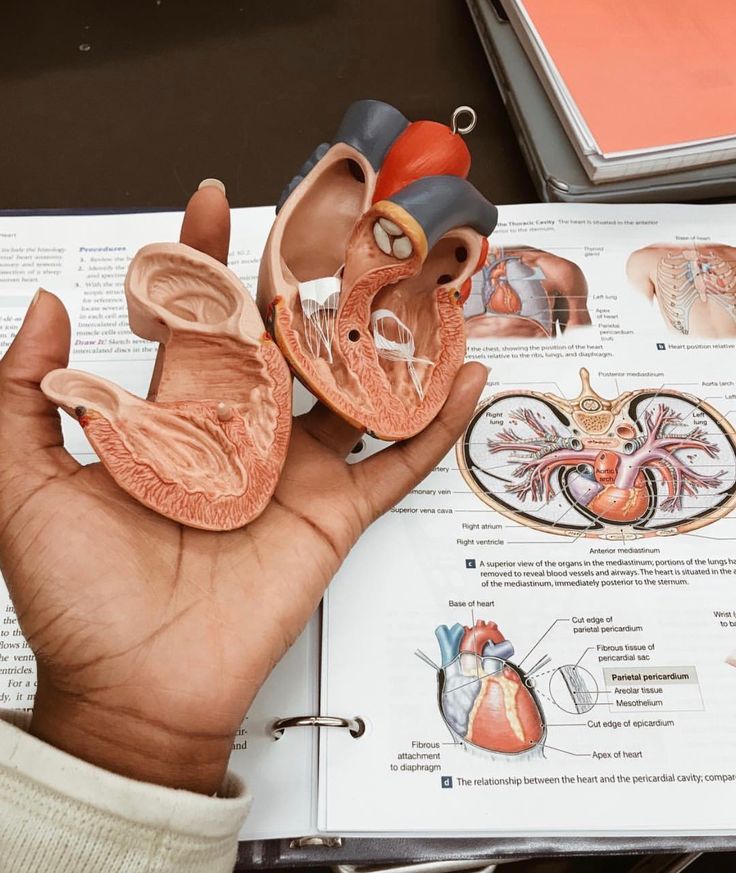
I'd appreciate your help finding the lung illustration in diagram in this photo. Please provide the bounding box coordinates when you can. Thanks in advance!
[434,619,546,757]
[464,246,592,340]
[458,368,736,540]
[627,244,736,338]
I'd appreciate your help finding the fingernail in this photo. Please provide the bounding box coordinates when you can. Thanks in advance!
[21,289,42,325]
[198,178,226,196]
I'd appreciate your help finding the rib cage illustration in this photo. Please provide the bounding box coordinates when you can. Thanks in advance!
[656,249,736,335]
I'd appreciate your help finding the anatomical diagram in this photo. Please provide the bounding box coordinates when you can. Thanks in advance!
[434,619,545,757]
[458,369,736,540]
[627,244,736,338]
[464,246,591,340]
[41,244,292,531]
[258,99,498,440]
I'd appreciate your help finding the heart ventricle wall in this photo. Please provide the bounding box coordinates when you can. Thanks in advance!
[440,655,545,755]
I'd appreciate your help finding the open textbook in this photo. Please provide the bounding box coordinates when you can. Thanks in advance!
[1,203,736,843]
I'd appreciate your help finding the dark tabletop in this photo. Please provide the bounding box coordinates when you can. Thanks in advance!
[0,0,535,212]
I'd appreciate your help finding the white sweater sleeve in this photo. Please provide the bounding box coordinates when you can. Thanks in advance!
[0,710,251,873]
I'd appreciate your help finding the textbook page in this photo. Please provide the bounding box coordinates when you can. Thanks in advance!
[319,203,736,836]
[0,207,317,840]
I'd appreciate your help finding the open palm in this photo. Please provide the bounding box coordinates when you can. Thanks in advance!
[0,185,486,794]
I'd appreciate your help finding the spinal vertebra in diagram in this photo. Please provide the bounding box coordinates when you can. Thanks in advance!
[434,619,545,757]
[458,369,736,540]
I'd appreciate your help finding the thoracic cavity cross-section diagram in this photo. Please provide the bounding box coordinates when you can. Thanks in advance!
[435,619,545,757]
[457,369,736,540]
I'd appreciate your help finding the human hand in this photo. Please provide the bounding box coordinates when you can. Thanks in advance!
[0,184,486,794]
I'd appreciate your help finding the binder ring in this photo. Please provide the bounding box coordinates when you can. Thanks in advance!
[271,715,365,740]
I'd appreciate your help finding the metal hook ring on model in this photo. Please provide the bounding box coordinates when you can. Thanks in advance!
[258,99,498,441]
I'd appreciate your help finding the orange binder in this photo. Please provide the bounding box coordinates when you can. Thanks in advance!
[520,0,736,155]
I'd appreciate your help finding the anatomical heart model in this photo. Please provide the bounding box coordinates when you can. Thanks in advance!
[41,244,292,531]
[434,619,545,757]
[258,99,498,440]
[458,368,736,540]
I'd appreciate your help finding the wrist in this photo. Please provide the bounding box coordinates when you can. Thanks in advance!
[29,675,236,795]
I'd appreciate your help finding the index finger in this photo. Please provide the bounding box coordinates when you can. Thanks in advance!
[180,178,231,265]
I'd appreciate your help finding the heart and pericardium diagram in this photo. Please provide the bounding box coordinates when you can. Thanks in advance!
[435,620,545,757]
[458,369,736,540]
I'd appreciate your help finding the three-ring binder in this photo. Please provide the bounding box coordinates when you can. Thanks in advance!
[271,715,365,739]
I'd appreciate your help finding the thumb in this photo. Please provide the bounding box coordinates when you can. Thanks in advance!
[351,362,488,521]
[0,289,74,465]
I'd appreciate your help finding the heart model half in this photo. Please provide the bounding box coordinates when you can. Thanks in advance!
[258,99,498,441]
[41,244,292,531]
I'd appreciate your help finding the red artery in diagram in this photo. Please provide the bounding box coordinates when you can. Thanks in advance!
[459,619,506,654]
[458,369,736,539]
[436,620,545,756]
